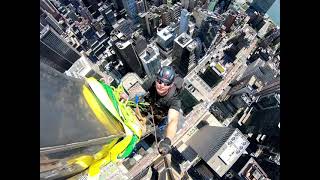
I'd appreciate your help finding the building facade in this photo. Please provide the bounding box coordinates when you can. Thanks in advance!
[40,25,81,72]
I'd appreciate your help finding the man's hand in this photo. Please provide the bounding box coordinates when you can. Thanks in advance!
[158,137,171,155]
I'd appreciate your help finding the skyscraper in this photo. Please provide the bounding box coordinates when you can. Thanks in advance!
[139,45,161,79]
[40,62,124,180]
[266,0,280,26]
[122,0,139,23]
[254,77,280,97]
[240,59,276,84]
[116,41,144,77]
[192,7,209,28]
[250,0,276,14]
[136,0,146,13]
[78,6,94,22]
[237,157,269,179]
[245,98,280,138]
[181,0,189,9]
[111,0,124,11]
[157,25,176,51]
[43,11,64,35]
[170,2,182,22]
[81,25,99,46]
[260,28,280,48]
[132,31,148,55]
[40,0,60,19]
[197,16,220,49]
[160,6,173,26]
[179,9,190,35]
[40,23,45,31]
[209,100,236,122]
[99,4,116,25]
[172,33,197,77]
[189,0,197,11]
[64,55,105,80]
[66,9,79,22]
[257,20,271,38]
[151,0,165,7]
[112,18,134,36]
[223,14,236,33]
[110,33,145,77]
[228,75,262,96]
[208,0,219,12]
[40,25,81,72]
[147,12,161,37]
[213,0,232,14]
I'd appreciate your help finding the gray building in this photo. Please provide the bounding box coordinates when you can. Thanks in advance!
[111,33,145,77]
[136,0,145,13]
[139,45,161,79]
[111,0,124,11]
[209,101,236,122]
[43,11,64,35]
[132,31,148,55]
[192,7,209,28]
[254,76,280,96]
[186,126,250,177]
[172,33,197,77]
[198,16,221,49]
[229,76,263,96]
[78,6,93,22]
[170,2,182,22]
[250,0,276,14]
[64,55,105,80]
[66,9,79,22]
[158,4,173,26]
[181,0,197,11]
[40,23,45,31]
[238,157,269,179]
[241,60,276,85]
[112,18,134,36]
[122,0,139,23]
[157,25,176,51]
[139,12,161,38]
[99,4,116,25]
[40,0,60,19]
[121,73,146,99]
[40,25,81,72]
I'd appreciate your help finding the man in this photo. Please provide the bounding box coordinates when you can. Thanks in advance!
[143,66,184,155]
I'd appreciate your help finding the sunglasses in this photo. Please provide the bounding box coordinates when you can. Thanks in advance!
[156,78,172,86]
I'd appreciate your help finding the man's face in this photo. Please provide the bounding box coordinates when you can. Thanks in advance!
[155,79,172,96]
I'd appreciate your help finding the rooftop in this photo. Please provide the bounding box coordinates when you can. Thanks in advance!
[139,45,159,63]
[157,26,175,41]
[121,73,144,92]
[213,62,225,74]
[174,32,193,48]
[115,40,131,49]
[238,157,269,180]
[186,41,197,51]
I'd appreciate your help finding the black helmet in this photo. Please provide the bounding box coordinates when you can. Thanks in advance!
[157,66,175,86]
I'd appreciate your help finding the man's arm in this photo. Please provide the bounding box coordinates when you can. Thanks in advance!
[165,108,180,141]
[158,108,179,155]
[158,96,181,155]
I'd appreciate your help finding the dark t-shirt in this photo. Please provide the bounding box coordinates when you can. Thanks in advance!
[144,76,183,123]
